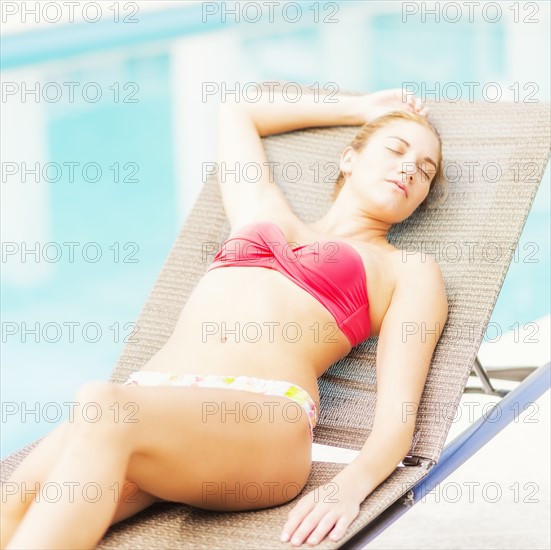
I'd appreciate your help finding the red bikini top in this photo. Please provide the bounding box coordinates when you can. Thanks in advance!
[205,221,371,347]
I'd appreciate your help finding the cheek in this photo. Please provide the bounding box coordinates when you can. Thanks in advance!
[415,183,432,203]
[355,155,386,181]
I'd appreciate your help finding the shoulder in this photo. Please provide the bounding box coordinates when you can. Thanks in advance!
[391,250,448,309]
[390,249,443,276]
[376,246,444,286]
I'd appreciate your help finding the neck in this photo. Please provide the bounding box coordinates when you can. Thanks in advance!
[309,191,393,247]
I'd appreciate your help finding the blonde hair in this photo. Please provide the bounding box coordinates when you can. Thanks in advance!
[331,111,444,206]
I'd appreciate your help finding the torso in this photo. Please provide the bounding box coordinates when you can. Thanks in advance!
[140,216,402,406]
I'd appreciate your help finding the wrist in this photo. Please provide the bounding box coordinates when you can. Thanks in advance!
[332,460,376,503]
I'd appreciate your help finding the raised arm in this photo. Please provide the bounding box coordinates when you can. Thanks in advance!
[281,254,448,546]
[216,86,368,229]
[229,85,366,137]
[228,84,428,136]
[216,86,427,229]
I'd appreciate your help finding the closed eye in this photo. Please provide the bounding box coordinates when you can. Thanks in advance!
[386,147,430,178]
[418,165,429,178]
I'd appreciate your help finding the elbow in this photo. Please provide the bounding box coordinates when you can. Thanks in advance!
[217,101,255,131]
[393,431,414,460]
[400,438,415,461]
[217,99,242,118]
[395,424,417,459]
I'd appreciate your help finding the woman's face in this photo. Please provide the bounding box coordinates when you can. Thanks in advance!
[340,120,440,223]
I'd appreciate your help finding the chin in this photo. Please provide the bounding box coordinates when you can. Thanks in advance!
[373,193,403,210]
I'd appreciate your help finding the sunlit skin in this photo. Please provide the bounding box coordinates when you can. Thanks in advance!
[344,123,439,222]
[1,92,447,549]
[310,120,440,244]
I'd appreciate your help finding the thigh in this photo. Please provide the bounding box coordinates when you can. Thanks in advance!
[116,383,313,511]
[2,420,162,524]
[109,480,164,525]
[1,423,71,518]
[5,422,71,490]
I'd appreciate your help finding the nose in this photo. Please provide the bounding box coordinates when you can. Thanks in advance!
[400,157,418,182]
[400,171,415,183]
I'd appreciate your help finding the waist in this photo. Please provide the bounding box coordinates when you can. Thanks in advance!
[205,263,369,346]
[142,342,322,405]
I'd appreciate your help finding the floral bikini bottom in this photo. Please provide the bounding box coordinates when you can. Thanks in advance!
[122,370,319,439]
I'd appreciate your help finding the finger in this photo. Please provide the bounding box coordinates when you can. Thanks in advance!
[413,97,422,112]
[305,512,338,546]
[281,498,315,542]
[328,513,354,542]
[288,510,324,546]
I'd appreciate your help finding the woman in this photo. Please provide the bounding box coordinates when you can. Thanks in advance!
[2,88,448,548]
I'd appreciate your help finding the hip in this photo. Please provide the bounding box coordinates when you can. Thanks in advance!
[142,343,321,404]
[122,370,319,439]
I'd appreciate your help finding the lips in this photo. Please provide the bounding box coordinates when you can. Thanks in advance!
[387,179,408,197]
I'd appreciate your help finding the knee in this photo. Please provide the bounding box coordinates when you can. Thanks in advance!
[74,380,114,403]
[70,381,128,439]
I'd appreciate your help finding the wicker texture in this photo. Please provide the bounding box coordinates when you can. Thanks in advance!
[96,462,427,550]
[2,98,549,548]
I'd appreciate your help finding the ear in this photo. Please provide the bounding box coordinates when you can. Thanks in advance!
[339,145,355,177]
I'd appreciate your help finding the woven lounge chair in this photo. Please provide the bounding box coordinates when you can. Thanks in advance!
[2,95,550,549]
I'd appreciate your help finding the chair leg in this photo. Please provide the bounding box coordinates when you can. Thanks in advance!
[466,356,510,397]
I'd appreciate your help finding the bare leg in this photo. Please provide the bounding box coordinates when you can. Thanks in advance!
[6,431,128,548]
[1,423,71,548]
[1,384,162,548]
[1,413,162,548]
[109,480,163,525]
[5,378,313,547]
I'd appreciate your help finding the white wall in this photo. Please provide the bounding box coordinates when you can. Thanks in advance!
[1,67,53,286]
